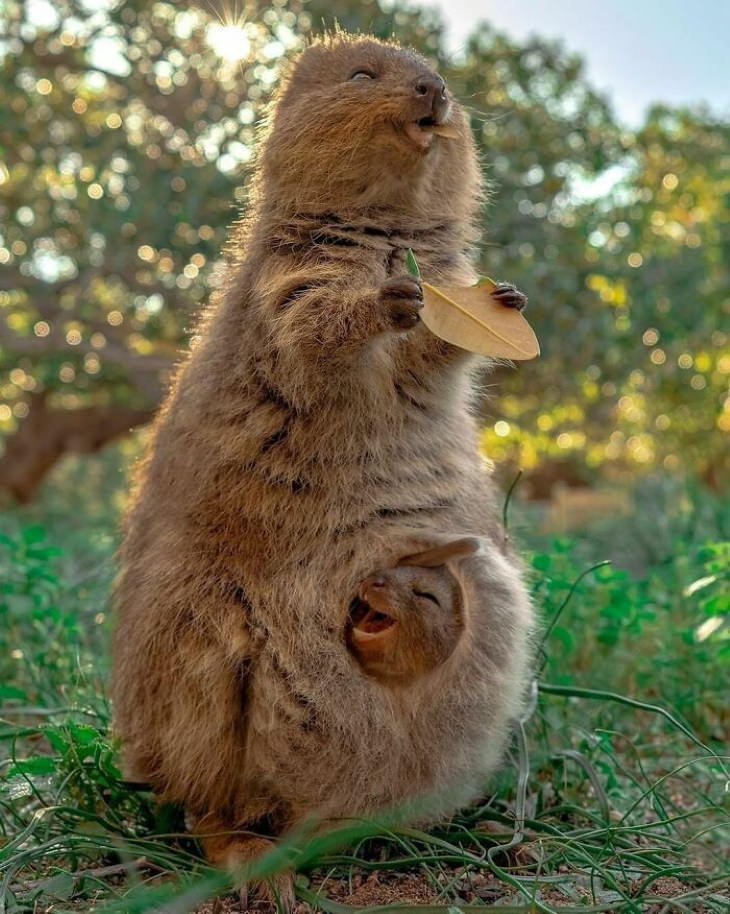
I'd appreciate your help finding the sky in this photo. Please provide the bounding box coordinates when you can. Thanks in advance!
[430,0,730,125]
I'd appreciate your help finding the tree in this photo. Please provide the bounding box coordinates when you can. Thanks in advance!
[445,24,627,490]
[0,0,301,498]
[1,2,727,500]
[479,99,729,489]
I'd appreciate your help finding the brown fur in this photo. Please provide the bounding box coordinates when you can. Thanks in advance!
[112,33,533,892]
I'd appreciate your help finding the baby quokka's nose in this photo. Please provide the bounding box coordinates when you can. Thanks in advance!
[414,74,448,117]
[358,576,387,601]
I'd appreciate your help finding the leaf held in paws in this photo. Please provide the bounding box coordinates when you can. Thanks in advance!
[421,278,540,360]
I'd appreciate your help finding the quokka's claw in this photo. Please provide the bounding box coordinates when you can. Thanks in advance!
[491,282,528,311]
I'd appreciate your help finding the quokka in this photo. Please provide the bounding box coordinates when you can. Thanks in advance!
[113,33,534,906]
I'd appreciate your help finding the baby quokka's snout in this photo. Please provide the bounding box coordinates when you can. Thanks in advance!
[351,574,400,643]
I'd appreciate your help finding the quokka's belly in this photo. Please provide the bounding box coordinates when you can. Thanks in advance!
[242,553,528,823]
[234,430,526,821]
[243,652,514,823]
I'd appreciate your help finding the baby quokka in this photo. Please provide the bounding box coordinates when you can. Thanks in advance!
[348,537,480,686]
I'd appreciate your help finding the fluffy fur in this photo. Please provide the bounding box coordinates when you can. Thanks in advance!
[112,33,533,874]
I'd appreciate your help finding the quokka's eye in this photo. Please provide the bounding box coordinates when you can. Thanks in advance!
[413,588,440,607]
[350,70,375,81]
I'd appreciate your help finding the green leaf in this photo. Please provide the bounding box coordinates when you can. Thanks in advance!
[552,625,576,652]
[7,756,57,776]
[36,872,76,902]
[405,248,421,279]
[66,722,104,748]
[22,525,48,545]
[0,685,27,700]
[46,728,71,753]
[701,593,730,615]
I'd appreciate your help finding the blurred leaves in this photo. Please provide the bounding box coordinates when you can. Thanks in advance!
[528,487,728,741]
[0,0,727,495]
[0,518,112,710]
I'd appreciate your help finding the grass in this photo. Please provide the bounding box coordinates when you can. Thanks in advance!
[1,446,728,913]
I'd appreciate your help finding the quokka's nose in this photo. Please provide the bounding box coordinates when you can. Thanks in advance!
[414,74,448,116]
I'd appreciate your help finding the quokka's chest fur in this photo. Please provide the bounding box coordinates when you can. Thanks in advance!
[181,242,493,574]
[187,363,492,591]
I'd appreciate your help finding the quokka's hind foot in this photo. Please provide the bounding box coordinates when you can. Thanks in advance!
[201,830,295,912]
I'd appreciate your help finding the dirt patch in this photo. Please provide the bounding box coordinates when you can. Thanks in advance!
[195,897,242,914]
[644,876,687,898]
[193,872,438,913]
[322,870,439,906]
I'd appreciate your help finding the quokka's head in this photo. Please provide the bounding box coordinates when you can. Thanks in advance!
[258,34,481,215]
[346,536,481,687]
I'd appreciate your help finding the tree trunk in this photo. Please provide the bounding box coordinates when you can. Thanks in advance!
[0,394,154,503]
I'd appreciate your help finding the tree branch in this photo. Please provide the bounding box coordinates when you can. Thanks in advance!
[0,321,174,401]
[0,393,155,503]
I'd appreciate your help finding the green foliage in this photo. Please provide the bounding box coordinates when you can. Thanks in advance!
[454,31,728,483]
[688,542,730,644]
[1,524,76,699]
[1,464,727,912]
[0,0,281,414]
[0,520,111,712]
[531,537,728,738]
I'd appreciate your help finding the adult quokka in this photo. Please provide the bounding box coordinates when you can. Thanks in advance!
[113,34,534,906]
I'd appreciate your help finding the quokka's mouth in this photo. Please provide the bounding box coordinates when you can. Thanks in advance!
[403,116,458,151]
[349,596,397,638]
[403,117,436,151]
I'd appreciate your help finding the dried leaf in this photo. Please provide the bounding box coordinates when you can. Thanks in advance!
[421,278,540,360]
[427,124,460,139]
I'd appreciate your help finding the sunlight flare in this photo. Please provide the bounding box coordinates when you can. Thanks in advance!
[206,23,249,61]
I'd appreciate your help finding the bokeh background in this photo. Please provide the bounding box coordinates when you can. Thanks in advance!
[0,3,727,911]
[0,0,728,502]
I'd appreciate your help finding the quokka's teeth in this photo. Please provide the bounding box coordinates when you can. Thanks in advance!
[428,124,460,139]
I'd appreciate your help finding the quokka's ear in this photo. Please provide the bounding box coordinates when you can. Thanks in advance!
[397,536,481,568]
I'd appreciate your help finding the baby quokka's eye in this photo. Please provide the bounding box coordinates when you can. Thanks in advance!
[350,69,376,81]
[412,588,440,607]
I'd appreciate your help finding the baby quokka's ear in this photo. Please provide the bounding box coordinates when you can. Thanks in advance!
[397,536,481,568]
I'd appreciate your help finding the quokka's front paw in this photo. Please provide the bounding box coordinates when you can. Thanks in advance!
[491,282,528,311]
[379,276,424,330]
